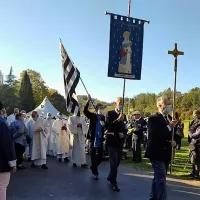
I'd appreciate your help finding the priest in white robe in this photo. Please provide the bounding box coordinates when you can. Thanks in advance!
[30,111,49,169]
[67,114,88,168]
[52,113,70,162]
[46,113,56,156]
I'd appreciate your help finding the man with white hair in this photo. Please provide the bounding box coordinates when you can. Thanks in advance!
[145,96,177,200]
[131,110,147,163]
[7,108,19,126]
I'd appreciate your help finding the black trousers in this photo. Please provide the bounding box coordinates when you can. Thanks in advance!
[143,134,148,149]
[175,136,182,150]
[15,143,25,166]
[132,140,142,161]
[127,135,132,150]
[107,147,122,185]
[90,147,103,176]
[191,150,200,177]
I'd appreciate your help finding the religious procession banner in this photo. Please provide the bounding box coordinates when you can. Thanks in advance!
[108,13,146,80]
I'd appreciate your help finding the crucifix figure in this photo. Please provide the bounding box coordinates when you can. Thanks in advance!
[168,43,184,72]
[168,43,184,175]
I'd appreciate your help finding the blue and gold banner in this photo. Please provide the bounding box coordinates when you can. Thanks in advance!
[108,13,145,80]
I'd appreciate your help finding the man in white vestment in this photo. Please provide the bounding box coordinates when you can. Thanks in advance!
[67,114,88,168]
[7,108,19,126]
[46,113,56,156]
[30,111,49,169]
[52,113,70,162]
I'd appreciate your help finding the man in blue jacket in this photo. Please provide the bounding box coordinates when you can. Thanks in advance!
[84,95,105,180]
[0,101,16,200]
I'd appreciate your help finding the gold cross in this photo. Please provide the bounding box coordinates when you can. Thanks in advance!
[168,43,184,57]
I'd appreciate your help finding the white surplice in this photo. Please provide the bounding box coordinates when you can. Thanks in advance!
[67,116,88,165]
[25,118,35,158]
[31,117,49,165]
[46,118,56,156]
[52,119,69,158]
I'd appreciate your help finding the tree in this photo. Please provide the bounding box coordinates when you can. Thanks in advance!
[5,66,17,87]
[0,84,20,115]
[20,69,49,106]
[48,89,69,115]
[19,71,35,112]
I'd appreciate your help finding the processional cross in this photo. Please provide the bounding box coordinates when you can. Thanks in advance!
[168,43,184,175]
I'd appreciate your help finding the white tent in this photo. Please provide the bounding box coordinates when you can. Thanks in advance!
[28,97,67,119]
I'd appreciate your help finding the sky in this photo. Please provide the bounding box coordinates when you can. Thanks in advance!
[0,0,199,102]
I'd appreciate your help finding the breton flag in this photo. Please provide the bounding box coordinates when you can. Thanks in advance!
[60,40,80,116]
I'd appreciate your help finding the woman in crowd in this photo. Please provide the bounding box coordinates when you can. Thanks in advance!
[10,113,29,169]
[0,101,16,200]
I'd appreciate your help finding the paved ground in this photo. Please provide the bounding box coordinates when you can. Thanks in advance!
[7,157,200,200]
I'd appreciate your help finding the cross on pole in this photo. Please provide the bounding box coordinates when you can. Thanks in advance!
[168,43,184,175]
[168,43,184,72]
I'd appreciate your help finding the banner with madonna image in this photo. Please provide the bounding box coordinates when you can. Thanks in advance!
[108,13,145,80]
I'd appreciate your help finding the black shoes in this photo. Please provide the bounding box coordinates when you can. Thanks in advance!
[58,158,62,162]
[41,164,48,169]
[81,164,88,168]
[31,163,36,168]
[107,177,120,192]
[17,165,26,170]
[112,184,120,192]
[31,163,48,169]
[93,175,99,180]
[73,163,77,168]
[64,157,70,162]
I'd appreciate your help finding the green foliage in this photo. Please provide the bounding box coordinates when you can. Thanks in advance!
[1,68,200,120]
[19,71,35,112]
[20,69,49,106]
[47,89,69,115]
[0,84,20,114]
[122,88,200,120]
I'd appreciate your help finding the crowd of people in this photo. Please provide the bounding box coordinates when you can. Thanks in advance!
[0,95,200,200]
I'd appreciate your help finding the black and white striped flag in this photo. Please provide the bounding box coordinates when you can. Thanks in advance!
[60,40,80,116]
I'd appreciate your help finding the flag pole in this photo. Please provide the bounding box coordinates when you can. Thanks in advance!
[122,0,131,113]
[79,77,97,112]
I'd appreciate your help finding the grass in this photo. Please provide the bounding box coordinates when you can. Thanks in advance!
[121,121,194,179]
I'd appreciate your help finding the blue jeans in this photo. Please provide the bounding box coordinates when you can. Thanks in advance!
[150,160,167,200]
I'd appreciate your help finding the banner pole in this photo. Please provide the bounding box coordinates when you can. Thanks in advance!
[122,0,131,113]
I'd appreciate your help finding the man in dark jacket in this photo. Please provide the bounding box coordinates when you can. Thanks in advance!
[105,97,126,192]
[0,101,16,200]
[145,97,176,200]
[84,95,105,180]
[131,110,147,162]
